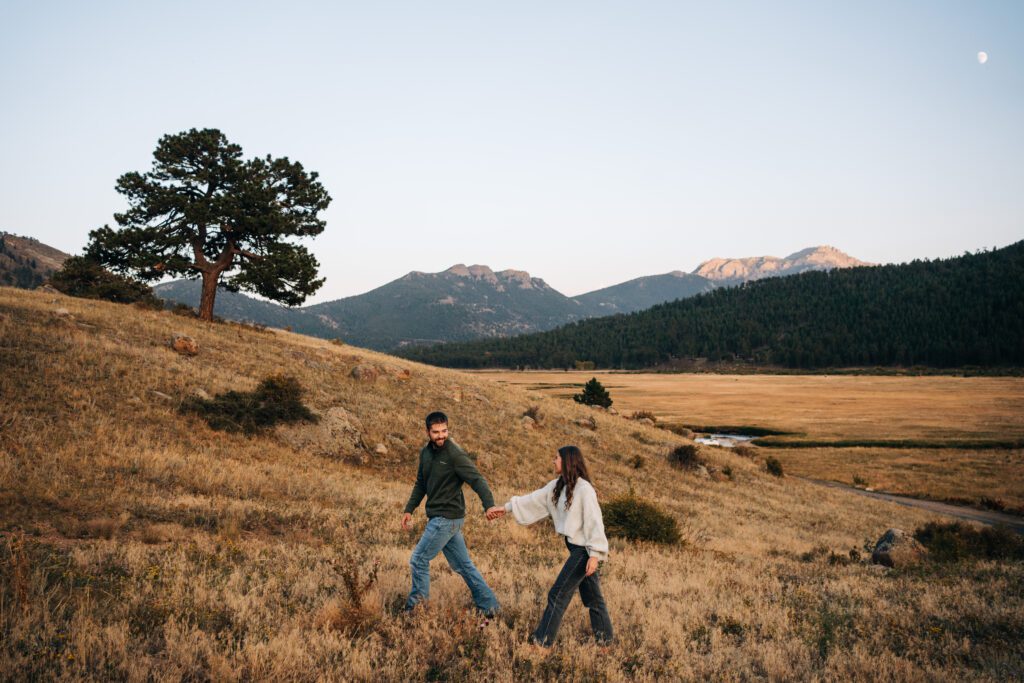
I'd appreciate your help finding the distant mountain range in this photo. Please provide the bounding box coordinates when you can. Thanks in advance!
[155,246,866,349]
[0,233,868,351]
[402,242,1024,370]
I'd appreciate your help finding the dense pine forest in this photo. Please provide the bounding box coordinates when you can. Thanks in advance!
[400,241,1024,370]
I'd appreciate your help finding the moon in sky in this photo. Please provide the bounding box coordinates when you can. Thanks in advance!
[977,51,988,64]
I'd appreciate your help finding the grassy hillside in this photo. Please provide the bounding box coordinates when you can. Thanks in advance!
[0,233,71,289]
[1,287,1021,680]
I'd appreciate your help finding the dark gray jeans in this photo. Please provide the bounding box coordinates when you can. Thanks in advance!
[531,538,613,646]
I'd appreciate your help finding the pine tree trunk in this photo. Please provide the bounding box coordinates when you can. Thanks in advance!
[199,272,219,321]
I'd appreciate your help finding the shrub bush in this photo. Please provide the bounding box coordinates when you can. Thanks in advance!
[913,521,1024,563]
[630,410,657,423]
[979,497,1005,512]
[766,457,784,477]
[603,494,680,545]
[657,423,696,439]
[182,374,318,435]
[668,444,703,469]
[733,444,756,459]
[49,256,162,307]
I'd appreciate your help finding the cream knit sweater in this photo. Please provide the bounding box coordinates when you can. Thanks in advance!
[504,478,609,560]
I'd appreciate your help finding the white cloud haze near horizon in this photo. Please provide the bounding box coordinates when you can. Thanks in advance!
[1,1,1021,303]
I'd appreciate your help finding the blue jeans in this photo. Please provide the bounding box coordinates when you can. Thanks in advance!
[531,538,613,646]
[406,516,500,614]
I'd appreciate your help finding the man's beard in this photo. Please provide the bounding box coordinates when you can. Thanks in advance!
[431,436,447,449]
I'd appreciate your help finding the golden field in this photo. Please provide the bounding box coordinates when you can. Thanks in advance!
[480,371,1024,511]
[2,288,1022,681]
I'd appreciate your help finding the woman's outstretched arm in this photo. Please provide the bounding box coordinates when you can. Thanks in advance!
[501,479,557,525]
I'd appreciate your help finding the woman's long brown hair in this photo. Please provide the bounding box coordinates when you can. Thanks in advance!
[552,445,593,510]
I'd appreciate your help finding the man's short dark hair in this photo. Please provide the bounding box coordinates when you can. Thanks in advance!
[425,411,448,429]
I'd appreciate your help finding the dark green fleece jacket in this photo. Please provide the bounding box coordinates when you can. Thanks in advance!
[403,439,495,519]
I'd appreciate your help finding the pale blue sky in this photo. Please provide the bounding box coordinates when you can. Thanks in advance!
[1,1,1021,301]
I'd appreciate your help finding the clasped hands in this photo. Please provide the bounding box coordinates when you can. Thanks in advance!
[400,507,506,531]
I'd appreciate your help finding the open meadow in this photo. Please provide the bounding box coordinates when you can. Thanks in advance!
[478,371,1024,512]
[2,287,1023,681]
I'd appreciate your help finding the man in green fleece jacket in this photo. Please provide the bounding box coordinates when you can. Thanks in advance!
[401,411,501,614]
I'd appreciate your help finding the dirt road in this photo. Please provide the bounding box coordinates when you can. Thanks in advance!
[802,477,1024,534]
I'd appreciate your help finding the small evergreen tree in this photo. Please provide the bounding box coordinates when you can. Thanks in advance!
[573,377,612,408]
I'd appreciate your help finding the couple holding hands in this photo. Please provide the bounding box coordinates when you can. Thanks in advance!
[401,411,613,647]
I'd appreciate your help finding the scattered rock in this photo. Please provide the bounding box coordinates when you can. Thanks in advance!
[149,390,173,401]
[708,467,729,483]
[451,386,463,402]
[573,416,598,431]
[607,407,618,415]
[374,443,389,456]
[395,369,412,381]
[694,465,711,480]
[637,417,655,427]
[38,284,60,295]
[521,416,537,430]
[871,528,928,568]
[350,364,380,383]
[54,307,72,318]
[189,388,212,401]
[277,405,365,457]
[170,334,198,356]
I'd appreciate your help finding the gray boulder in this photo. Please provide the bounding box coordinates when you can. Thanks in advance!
[277,406,365,457]
[871,528,927,568]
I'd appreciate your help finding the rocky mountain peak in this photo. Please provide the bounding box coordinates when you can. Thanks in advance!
[445,264,499,284]
[497,269,540,289]
[692,246,870,283]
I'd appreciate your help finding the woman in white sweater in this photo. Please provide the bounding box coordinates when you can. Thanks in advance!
[489,445,613,646]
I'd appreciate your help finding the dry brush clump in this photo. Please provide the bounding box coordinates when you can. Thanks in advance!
[913,521,1024,563]
[181,373,318,434]
[3,287,1024,681]
[603,493,681,546]
[667,443,703,470]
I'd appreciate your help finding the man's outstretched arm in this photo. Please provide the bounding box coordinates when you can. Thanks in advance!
[452,452,495,512]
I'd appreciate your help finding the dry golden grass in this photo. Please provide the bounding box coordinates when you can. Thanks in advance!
[2,288,1022,681]
[478,371,1024,441]
[481,371,1024,509]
